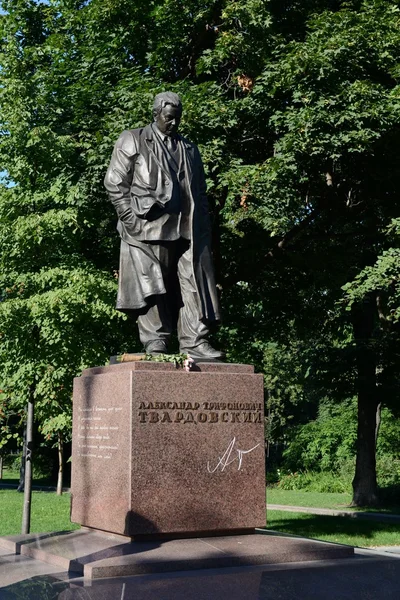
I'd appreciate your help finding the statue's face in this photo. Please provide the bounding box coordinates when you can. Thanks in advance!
[155,104,182,137]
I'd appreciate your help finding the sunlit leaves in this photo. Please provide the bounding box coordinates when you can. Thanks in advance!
[0,0,399,458]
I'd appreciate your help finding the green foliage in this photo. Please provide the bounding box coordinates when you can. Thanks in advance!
[276,460,400,494]
[283,399,358,472]
[0,0,399,496]
[0,0,141,448]
[277,470,352,494]
[376,457,400,488]
[282,399,400,476]
[143,353,190,368]
[0,454,20,469]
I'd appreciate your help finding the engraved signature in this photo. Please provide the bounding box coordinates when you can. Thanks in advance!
[207,437,260,473]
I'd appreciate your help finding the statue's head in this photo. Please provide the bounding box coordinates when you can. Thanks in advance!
[153,92,182,137]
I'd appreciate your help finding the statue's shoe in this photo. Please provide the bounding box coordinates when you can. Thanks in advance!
[180,342,226,361]
[145,340,169,355]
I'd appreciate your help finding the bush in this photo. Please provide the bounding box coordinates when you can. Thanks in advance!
[281,400,400,488]
[4,452,54,481]
[266,467,280,486]
[377,409,400,459]
[0,453,20,469]
[278,470,352,493]
[282,399,357,473]
[276,458,400,495]
[32,453,54,480]
[376,457,400,488]
[378,483,400,505]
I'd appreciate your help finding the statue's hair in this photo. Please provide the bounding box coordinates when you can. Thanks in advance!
[153,92,182,115]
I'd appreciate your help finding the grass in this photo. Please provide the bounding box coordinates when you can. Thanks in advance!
[1,471,399,547]
[267,488,400,514]
[267,489,352,509]
[0,490,79,536]
[267,510,400,548]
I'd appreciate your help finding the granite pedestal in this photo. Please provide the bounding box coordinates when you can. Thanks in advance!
[0,529,355,580]
[70,361,266,537]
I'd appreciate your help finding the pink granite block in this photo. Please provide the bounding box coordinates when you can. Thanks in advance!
[71,363,265,536]
[0,530,354,581]
[71,373,131,535]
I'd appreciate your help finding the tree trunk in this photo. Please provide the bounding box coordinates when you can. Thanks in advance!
[0,455,3,479]
[21,392,34,534]
[56,431,63,496]
[351,298,379,507]
[17,426,26,492]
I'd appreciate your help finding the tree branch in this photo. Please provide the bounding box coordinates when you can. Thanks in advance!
[266,206,322,259]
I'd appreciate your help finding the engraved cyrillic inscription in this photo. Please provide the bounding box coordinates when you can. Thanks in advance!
[76,406,122,460]
[137,401,263,425]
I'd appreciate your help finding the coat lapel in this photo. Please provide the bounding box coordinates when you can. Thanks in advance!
[141,125,171,180]
[180,137,194,186]
[139,125,195,188]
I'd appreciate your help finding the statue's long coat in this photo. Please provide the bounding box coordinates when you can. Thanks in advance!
[104,124,221,322]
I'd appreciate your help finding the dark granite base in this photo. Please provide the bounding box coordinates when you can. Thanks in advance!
[0,529,354,580]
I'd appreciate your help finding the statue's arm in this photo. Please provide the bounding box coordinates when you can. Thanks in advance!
[104,130,138,222]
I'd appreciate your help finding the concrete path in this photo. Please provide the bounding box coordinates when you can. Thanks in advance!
[268,503,400,523]
[371,546,400,554]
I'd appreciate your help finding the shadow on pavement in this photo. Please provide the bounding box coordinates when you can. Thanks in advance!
[1,559,400,600]
[0,575,70,600]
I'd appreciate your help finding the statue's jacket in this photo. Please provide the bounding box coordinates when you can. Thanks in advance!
[104,124,221,322]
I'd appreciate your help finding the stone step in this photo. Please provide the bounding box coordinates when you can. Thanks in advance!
[0,529,354,580]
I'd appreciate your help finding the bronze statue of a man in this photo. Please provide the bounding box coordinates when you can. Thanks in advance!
[104,92,224,360]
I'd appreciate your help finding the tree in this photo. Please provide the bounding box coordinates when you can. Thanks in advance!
[0,0,139,525]
[0,0,399,510]
[189,0,400,504]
